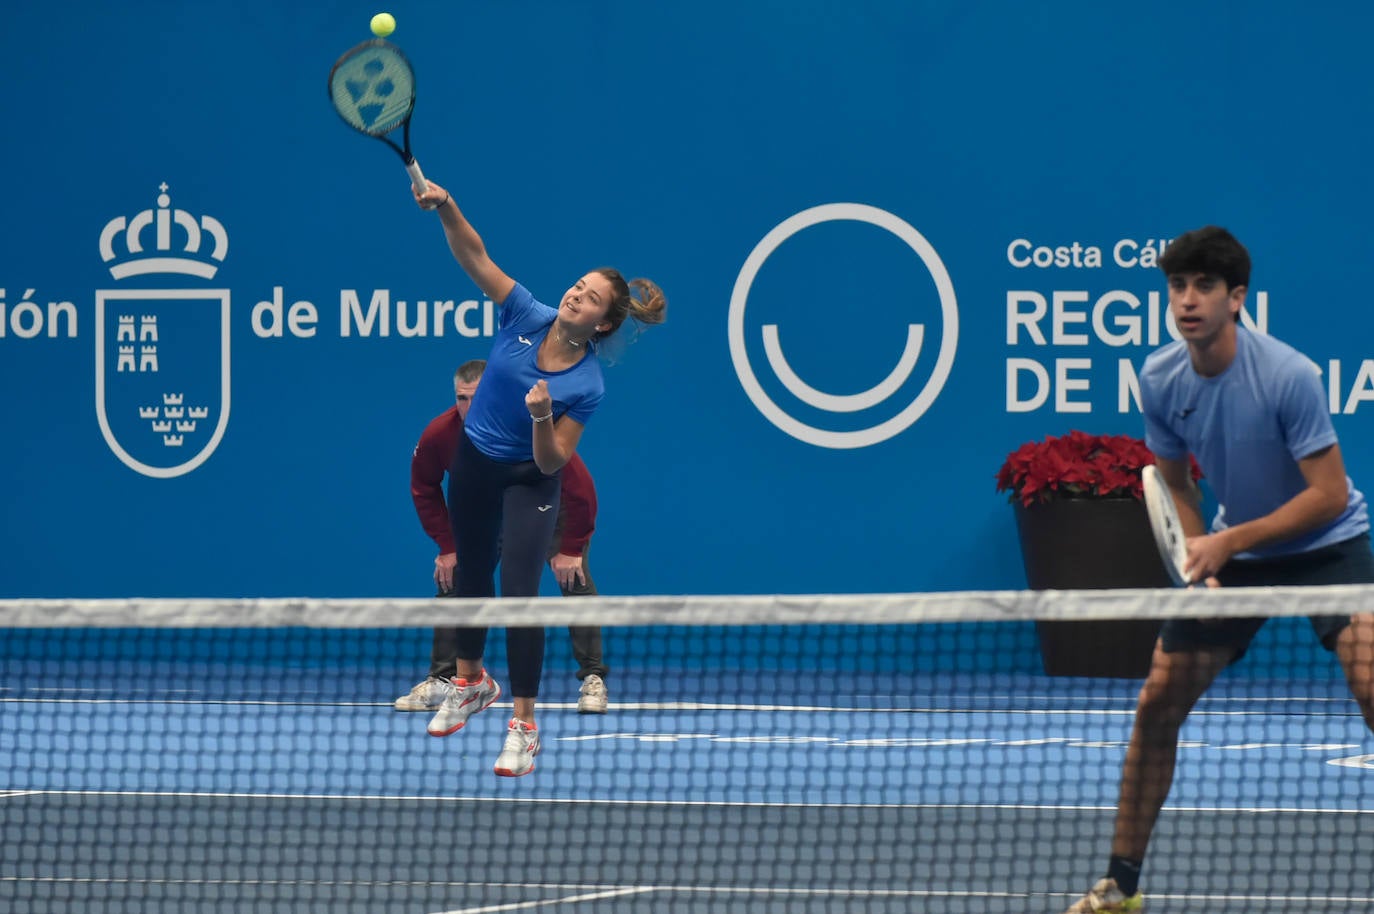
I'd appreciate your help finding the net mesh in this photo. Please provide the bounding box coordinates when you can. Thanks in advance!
[3,589,1373,913]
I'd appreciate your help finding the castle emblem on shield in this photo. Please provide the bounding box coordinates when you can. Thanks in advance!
[95,184,230,478]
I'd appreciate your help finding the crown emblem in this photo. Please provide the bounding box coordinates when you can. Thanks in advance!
[98,183,229,280]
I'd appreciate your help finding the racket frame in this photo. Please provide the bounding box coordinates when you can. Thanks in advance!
[327,38,428,191]
[1141,464,1192,587]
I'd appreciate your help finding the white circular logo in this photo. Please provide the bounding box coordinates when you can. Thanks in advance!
[728,203,958,449]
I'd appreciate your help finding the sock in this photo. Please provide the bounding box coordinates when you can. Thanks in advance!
[1107,855,1143,897]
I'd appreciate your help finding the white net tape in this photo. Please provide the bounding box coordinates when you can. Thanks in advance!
[2,584,1372,628]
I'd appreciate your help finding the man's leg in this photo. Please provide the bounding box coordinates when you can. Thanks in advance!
[562,549,608,712]
[429,630,460,680]
[394,595,460,711]
[1335,615,1374,732]
[429,605,460,682]
[564,546,607,682]
[568,626,606,679]
[1111,639,1233,861]
[1065,637,1236,912]
[569,622,608,713]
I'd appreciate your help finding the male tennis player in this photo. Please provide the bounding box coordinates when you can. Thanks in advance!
[396,361,611,717]
[1062,226,1374,912]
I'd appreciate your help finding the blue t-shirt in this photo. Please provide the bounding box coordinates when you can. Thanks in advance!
[1140,326,1367,558]
[463,283,605,462]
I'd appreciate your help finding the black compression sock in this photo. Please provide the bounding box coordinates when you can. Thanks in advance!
[1107,855,1143,897]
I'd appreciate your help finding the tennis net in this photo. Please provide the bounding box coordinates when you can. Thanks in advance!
[2,588,1372,913]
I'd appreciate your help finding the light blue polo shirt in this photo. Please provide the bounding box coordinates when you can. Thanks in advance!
[1140,327,1367,558]
[464,283,605,462]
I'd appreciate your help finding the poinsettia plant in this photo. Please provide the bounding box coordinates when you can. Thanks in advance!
[995,430,1202,507]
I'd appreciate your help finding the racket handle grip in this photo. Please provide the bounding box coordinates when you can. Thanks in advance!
[405,157,429,194]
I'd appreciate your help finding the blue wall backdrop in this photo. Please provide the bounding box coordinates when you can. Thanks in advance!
[4,1,1374,601]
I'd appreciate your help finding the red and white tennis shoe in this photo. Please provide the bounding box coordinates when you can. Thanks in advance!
[426,671,501,736]
[493,718,541,777]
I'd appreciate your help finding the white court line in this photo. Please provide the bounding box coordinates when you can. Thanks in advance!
[433,886,655,914]
[433,881,1374,902]
[12,690,1353,702]
[949,694,1356,704]
[431,884,1374,911]
[1,696,1358,716]
[22,687,203,694]
[2,877,1368,909]
[2,788,1372,814]
[415,879,1374,906]
[2,697,437,707]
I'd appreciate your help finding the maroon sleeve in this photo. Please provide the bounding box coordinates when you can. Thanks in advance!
[556,452,597,555]
[410,408,461,554]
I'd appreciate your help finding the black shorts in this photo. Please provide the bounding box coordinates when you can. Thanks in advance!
[1160,532,1374,660]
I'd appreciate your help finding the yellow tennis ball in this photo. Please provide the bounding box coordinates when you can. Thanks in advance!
[370,12,396,37]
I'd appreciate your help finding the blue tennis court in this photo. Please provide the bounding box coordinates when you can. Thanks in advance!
[3,623,1373,913]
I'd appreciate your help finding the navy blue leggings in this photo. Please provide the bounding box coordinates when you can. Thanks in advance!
[447,431,562,698]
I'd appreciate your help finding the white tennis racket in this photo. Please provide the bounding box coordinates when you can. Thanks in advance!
[1142,464,1191,586]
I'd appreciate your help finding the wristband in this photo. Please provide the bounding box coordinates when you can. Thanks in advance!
[531,412,554,423]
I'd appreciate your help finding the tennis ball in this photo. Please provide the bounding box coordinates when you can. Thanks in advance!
[370,12,396,37]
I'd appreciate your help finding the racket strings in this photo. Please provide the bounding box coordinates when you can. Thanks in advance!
[330,46,415,135]
[1143,466,1191,585]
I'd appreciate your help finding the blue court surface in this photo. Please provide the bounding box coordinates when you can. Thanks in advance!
[3,625,1373,913]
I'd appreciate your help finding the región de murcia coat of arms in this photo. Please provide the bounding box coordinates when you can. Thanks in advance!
[95,184,230,478]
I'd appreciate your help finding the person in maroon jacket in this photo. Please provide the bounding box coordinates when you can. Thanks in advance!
[395,360,609,714]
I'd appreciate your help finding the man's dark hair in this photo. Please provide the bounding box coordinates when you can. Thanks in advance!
[1158,225,1251,290]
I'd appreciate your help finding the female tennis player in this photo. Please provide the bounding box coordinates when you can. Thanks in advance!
[411,178,666,776]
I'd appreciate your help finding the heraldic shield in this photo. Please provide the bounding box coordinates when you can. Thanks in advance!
[96,289,230,479]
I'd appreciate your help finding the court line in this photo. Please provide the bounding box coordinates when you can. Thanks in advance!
[433,886,655,914]
[436,883,1374,904]
[3,788,1371,814]
[7,690,1353,702]
[4,877,1369,908]
[1,696,1361,717]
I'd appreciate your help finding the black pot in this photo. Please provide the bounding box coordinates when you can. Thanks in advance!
[1013,497,1170,678]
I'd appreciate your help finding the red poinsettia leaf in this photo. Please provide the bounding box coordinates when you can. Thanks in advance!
[1098,466,1136,495]
[995,429,1201,502]
[997,427,1205,503]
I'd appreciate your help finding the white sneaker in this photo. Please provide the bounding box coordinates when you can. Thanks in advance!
[577,674,608,714]
[393,677,455,711]
[1062,877,1144,913]
[494,718,541,777]
[426,671,501,736]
